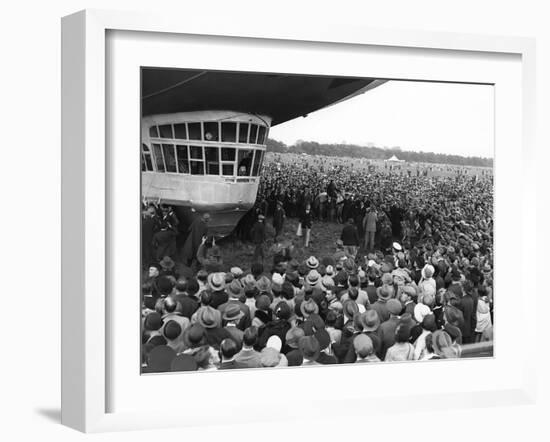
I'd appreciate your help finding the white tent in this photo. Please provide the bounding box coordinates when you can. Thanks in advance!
[386,154,404,162]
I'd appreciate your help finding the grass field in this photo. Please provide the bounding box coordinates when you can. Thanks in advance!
[218,216,345,271]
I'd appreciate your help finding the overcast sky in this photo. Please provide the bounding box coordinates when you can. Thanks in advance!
[269,80,494,159]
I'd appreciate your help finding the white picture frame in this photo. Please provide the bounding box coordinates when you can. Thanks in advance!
[61,9,537,433]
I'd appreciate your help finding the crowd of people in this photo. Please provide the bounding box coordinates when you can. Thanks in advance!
[141,153,494,373]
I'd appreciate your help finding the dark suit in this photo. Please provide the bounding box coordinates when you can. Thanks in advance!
[378,317,400,359]
[458,294,476,343]
[219,360,247,370]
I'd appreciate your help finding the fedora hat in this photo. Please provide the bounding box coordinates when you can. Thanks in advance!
[386,298,402,316]
[256,276,272,293]
[314,328,331,351]
[377,285,394,301]
[285,327,306,349]
[298,336,320,361]
[305,270,321,286]
[227,279,243,298]
[274,301,291,320]
[359,310,380,332]
[353,334,374,358]
[300,298,319,318]
[223,303,244,322]
[343,300,359,319]
[399,312,416,329]
[197,306,221,329]
[230,266,243,278]
[207,272,226,291]
[183,323,206,348]
[306,256,320,269]
[255,294,271,311]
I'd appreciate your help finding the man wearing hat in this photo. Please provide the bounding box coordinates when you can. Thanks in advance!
[371,284,394,323]
[196,306,231,350]
[181,212,210,267]
[257,301,292,350]
[250,213,267,263]
[358,310,383,358]
[353,334,380,363]
[222,303,245,348]
[378,298,403,359]
[252,294,272,329]
[272,199,286,241]
[180,323,219,370]
[340,218,360,259]
[208,272,229,309]
[314,329,337,364]
[218,279,251,329]
[399,285,418,317]
[299,335,321,366]
[362,205,378,252]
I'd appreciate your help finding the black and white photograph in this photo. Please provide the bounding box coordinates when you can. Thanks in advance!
[140,68,494,373]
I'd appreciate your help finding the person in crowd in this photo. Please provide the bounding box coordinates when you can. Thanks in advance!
[181,212,210,267]
[272,200,286,241]
[353,334,381,363]
[385,324,415,362]
[152,220,178,263]
[298,204,313,247]
[431,330,461,359]
[218,338,247,370]
[340,218,360,258]
[235,327,262,368]
[250,214,267,263]
[363,206,378,252]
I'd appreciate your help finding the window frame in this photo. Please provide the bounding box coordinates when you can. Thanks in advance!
[151,143,166,172]
[173,122,188,140]
[189,144,205,175]
[204,145,221,176]
[175,144,190,174]
[141,143,153,172]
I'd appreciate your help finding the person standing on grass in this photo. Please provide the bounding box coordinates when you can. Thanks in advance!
[272,200,286,241]
[363,206,378,252]
[181,212,210,267]
[298,204,313,248]
[250,214,266,263]
[340,218,360,259]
